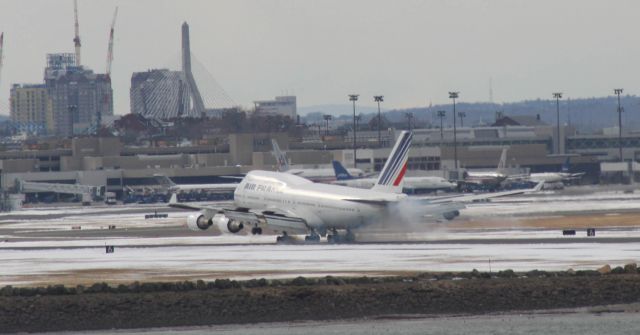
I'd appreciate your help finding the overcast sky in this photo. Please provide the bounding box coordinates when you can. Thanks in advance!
[0,0,639,115]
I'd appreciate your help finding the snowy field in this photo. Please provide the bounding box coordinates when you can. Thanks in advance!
[1,186,640,286]
[2,242,639,286]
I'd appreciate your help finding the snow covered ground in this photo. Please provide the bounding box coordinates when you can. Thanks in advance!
[2,186,640,286]
[2,242,639,286]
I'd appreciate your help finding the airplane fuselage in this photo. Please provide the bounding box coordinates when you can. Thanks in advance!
[234,170,405,230]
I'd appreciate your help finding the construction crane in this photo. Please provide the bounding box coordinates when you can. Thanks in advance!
[105,7,118,77]
[0,32,4,87]
[73,0,81,66]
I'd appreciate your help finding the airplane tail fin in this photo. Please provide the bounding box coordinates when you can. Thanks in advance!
[153,174,177,189]
[332,160,354,180]
[271,139,290,172]
[372,131,413,194]
[497,147,508,172]
[561,156,571,173]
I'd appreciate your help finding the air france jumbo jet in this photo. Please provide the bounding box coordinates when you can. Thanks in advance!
[170,131,542,243]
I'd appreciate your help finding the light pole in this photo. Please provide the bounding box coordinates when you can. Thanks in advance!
[449,92,459,170]
[323,114,332,136]
[374,95,384,146]
[405,112,414,132]
[437,110,446,139]
[349,94,359,167]
[552,92,563,154]
[614,88,624,161]
[458,111,466,127]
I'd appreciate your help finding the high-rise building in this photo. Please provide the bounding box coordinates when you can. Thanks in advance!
[129,69,190,119]
[129,22,206,120]
[44,53,113,136]
[9,84,51,134]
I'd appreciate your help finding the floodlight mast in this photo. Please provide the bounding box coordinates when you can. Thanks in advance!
[553,92,563,154]
[374,95,384,146]
[449,92,459,170]
[349,94,359,167]
[614,88,624,161]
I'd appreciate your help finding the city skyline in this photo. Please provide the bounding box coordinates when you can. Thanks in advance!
[1,0,639,116]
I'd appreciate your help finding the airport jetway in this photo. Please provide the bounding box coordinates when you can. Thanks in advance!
[14,179,104,206]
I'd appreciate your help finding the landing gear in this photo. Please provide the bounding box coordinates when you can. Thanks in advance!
[276,231,294,244]
[304,232,321,243]
[251,227,263,235]
[327,229,356,244]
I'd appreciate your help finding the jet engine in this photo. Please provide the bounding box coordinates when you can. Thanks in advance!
[442,210,460,221]
[210,214,245,234]
[187,214,212,231]
[225,219,244,233]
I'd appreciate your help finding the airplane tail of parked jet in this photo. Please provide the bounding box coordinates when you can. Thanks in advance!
[561,157,571,173]
[372,131,413,194]
[271,139,290,172]
[154,174,177,190]
[332,160,354,180]
[497,147,508,172]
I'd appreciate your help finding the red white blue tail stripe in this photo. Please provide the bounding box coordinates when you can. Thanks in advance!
[372,131,413,193]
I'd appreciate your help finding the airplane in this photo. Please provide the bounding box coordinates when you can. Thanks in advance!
[154,174,239,193]
[170,131,543,243]
[462,148,509,188]
[271,139,364,182]
[331,160,457,193]
[527,157,585,184]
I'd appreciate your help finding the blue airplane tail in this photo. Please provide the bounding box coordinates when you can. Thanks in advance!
[332,160,354,180]
[561,157,571,172]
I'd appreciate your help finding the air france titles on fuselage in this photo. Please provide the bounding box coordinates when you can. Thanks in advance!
[243,182,277,193]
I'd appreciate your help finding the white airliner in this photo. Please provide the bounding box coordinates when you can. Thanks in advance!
[462,148,509,187]
[170,131,542,243]
[271,139,365,182]
[527,157,585,184]
[154,174,238,193]
[331,160,457,193]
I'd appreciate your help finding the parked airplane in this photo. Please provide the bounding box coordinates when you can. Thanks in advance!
[154,174,239,193]
[462,148,509,188]
[331,160,457,193]
[528,157,585,184]
[170,132,542,243]
[271,139,364,182]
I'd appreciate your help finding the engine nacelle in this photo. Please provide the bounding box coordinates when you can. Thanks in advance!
[442,210,460,221]
[187,214,212,231]
[226,219,244,233]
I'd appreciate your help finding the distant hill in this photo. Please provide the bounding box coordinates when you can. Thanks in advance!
[299,96,640,134]
[384,96,640,134]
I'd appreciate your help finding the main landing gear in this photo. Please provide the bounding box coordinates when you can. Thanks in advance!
[275,229,356,244]
[251,226,263,235]
[304,232,321,243]
[276,231,294,244]
[327,228,356,244]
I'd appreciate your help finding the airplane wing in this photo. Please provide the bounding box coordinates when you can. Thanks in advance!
[168,194,309,234]
[423,181,544,204]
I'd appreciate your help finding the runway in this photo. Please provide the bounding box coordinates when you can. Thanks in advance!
[1,185,640,286]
